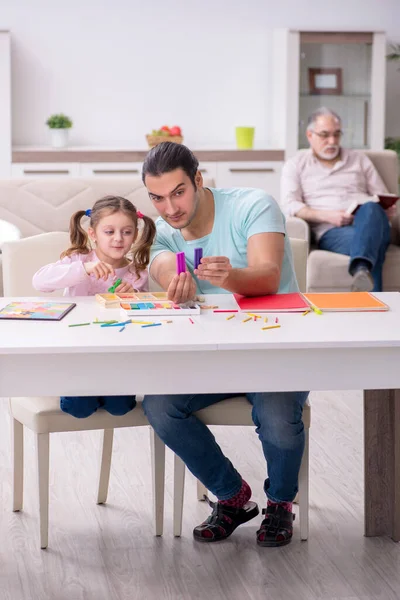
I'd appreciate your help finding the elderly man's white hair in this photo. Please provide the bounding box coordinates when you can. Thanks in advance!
[306,108,342,131]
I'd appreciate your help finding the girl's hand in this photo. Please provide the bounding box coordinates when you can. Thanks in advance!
[84,261,115,280]
[115,281,135,294]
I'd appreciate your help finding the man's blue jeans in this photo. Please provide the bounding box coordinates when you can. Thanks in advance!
[143,391,309,503]
[318,202,391,291]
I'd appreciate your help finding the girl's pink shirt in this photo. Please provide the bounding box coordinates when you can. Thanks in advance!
[32,250,148,296]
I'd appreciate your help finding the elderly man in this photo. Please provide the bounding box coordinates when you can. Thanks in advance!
[280,108,392,292]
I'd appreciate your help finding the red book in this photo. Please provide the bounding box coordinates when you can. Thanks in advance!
[233,293,309,312]
[346,193,399,215]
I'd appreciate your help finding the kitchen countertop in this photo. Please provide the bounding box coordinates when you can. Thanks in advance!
[12,147,285,163]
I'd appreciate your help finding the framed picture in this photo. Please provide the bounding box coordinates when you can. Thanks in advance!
[308,68,342,95]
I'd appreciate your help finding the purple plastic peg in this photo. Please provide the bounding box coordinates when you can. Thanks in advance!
[194,247,203,270]
[176,252,186,275]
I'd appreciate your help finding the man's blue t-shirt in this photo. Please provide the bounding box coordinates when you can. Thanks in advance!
[149,187,299,294]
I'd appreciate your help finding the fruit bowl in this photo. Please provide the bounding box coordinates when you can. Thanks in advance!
[146,134,183,148]
[146,126,183,148]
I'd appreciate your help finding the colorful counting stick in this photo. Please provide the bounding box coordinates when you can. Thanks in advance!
[194,247,203,269]
[108,278,122,293]
[176,252,186,275]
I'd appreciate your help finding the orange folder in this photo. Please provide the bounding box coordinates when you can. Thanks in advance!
[303,292,389,312]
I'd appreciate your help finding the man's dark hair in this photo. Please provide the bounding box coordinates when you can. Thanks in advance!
[142,142,199,187]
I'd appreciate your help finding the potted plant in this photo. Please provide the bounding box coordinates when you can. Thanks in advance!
[387,43,400,69]
[46,113,73,148]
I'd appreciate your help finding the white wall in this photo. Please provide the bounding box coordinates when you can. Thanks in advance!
[2,0,400,148]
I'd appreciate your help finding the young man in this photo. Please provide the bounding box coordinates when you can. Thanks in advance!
[280,107,391,292]
[142,141,309,547]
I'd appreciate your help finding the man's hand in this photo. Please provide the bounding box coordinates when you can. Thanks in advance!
[167,272,197,304]
[195,256,232,287]
[325,210,354,227]
[386,205,398,219]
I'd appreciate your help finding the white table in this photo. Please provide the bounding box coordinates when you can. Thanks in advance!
[1,293,400,540]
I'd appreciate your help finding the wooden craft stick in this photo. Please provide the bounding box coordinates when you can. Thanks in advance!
[92,320,118,324]
[310,304,323,315]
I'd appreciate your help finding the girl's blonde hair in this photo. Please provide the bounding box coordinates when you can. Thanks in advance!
[61,195,156,273]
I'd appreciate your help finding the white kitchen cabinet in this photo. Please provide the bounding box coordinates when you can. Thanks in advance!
[216,162,283,202]
[80,162,143,177]
[81,161,216,180]
[198,162,217,183]
[11,163,81,177]
[10,160,284,199]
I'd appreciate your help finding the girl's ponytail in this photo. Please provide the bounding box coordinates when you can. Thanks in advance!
[60,210,91,258]
[132,213,156,273]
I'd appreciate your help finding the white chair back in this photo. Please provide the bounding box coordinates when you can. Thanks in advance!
[289,237,308,293]
[2,231,308,296]
[2,231,70,296]
[0,219,21,251]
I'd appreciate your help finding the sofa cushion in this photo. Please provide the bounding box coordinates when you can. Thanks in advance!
[0,177,215,238]
[0,177,216,296]
[307,244,400,292]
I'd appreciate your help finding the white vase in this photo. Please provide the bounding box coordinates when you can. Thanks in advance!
[50,128,69,148]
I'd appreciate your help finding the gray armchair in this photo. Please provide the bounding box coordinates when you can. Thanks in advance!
[285,150,400,292]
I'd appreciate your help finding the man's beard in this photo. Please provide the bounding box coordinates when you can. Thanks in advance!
[317,145,340,160]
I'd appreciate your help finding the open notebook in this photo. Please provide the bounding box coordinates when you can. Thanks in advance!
[303,292,389,312]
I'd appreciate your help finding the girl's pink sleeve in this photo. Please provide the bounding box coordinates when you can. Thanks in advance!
[129,269,149,292]
[32,254,89,292]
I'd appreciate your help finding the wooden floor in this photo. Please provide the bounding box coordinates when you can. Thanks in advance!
[1,391,400,600]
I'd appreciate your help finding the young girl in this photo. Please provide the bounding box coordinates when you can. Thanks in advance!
[33,195,156,418]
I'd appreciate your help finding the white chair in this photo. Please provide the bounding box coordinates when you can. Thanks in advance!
[173,237,311,541]
[0,220,21,296]
[173,399,310,541]
[0,219,20,251]
[2,232,166,549]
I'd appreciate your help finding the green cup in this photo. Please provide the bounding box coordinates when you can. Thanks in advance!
[235,126,255,149]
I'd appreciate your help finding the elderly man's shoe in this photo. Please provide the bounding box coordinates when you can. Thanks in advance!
[351,267,374,292]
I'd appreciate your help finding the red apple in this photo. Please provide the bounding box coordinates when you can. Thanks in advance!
[169,126,182,136]
[160,125,171,134]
